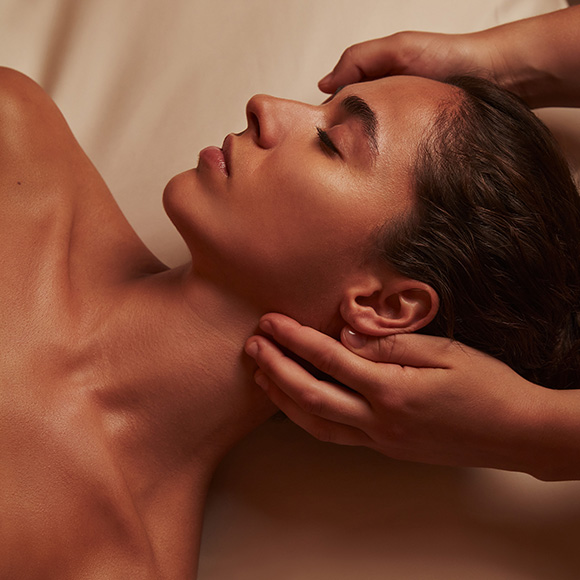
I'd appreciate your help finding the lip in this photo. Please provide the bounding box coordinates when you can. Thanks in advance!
[199,144,228,177]
[221,133,233,176]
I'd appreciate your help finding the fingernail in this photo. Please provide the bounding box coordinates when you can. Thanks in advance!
[343,328,367,349]
[254,372,269,390]
[245,340,259,358]
[259,318,273,335]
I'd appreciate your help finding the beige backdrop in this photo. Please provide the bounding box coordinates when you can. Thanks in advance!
[2,1,580,578]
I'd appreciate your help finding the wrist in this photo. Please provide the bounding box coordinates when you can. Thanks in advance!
[472,26,547,108]
[518,387,580,481]
[476,9,580,109]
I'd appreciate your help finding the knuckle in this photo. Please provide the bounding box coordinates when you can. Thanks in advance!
[341,43,361,64]
[376,334,399,362]
[393,30,413,41]
[371,385,393,410]
[311,423,335,444]
[392,30,418,50]
[312,346,341,379]
[372,367,414,407]
[341,44,355,60]
[256,350,277,375]
[296,389,324,416]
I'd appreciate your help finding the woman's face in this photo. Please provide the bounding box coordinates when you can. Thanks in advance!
[164,76,457,321]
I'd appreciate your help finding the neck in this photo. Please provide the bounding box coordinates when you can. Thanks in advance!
[89,263,275,573]
[96,263,275,478]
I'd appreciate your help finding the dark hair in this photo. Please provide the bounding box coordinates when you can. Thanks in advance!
[378,76,580,389]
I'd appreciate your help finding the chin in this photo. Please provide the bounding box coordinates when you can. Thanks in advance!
[162,172,186,220]
[162,173,200,249]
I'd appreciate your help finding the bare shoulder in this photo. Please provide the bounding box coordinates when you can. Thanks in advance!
[0,68,107,241]
[0,66,47,104]
[0,66,48,99]
[0,67,62,135]
[0,67,85,167]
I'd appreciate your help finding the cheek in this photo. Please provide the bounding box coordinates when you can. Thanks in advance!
[238,167,382,277]
[249,172,326,230]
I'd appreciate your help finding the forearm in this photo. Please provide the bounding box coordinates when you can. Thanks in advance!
[477,6,580,108]
[517,387,580,481]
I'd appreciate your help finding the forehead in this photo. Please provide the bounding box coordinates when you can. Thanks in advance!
[347,75,459,116]
[343,76,458,167]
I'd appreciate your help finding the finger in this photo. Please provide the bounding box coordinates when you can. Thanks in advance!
[255,313,384,394]
[318,37,404,93]
[341,327,460,368]
[254,371,374,448]
[245,334,373,427]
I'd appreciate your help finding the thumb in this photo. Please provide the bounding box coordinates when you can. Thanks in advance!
[341,327,396,363]
[341,326,456,367]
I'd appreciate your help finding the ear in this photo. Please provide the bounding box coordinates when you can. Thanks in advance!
[340,274,439,336]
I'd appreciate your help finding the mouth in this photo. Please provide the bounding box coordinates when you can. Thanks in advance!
[221,133,233,177]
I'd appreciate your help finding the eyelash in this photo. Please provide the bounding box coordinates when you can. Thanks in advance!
[316,127,340,157]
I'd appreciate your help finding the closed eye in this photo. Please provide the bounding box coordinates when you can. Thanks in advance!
[316,127,340,157]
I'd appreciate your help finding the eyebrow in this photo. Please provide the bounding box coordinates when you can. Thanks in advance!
[340,95,379,157]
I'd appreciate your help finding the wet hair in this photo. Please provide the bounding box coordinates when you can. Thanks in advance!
[377,76,580,389]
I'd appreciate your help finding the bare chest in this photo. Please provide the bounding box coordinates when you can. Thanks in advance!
[0,378,161,580]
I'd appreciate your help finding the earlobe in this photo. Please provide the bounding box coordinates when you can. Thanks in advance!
[341,279,439,336]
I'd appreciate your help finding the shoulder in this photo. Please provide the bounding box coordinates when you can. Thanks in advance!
[0,67,100,227]
[0,67,59,134]
[0,66,46,105]
[0,66,47,101]
[0,69,106,275]
[0,67,83,165]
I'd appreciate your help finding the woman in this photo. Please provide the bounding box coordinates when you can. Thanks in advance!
[1,62,579,578]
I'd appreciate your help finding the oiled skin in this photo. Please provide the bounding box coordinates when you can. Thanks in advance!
[0,68,272,579]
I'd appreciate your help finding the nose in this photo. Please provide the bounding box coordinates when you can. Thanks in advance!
[245,94,314,149]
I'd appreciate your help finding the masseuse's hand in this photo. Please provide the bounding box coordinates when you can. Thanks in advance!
[245,313,564,479]
[319,6,580,109]
[319,30,508,94]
